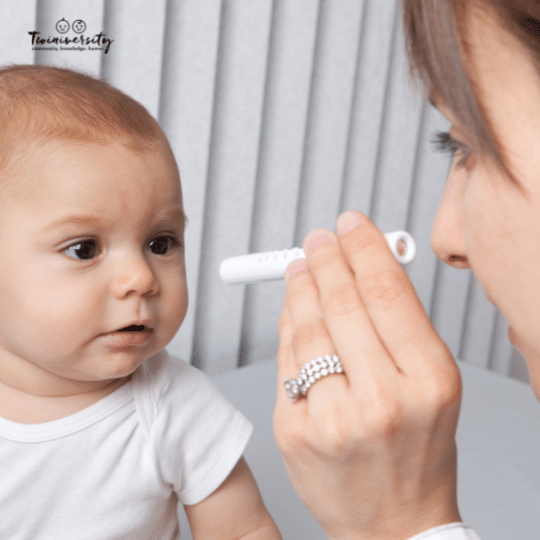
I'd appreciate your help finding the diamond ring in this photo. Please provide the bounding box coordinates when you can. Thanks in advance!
[284,354,344,402]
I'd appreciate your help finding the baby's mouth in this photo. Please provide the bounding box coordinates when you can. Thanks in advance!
[100,324,154,348]
[117,324,147,332]
[103,323,154,336]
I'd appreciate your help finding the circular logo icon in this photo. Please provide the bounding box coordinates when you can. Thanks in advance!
[56,18,70,34]
[72,19,86,34]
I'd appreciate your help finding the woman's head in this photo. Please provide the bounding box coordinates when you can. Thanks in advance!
[403,0,540,180]
[402,0,540,392]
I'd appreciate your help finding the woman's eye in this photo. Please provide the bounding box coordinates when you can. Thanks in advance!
[432,131,472,168]
[148,235,179,255]
[63,239,101,260]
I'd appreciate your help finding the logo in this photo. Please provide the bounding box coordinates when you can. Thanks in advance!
[72,20,86,34]
[29,18,113,54]
[55,18,69,34]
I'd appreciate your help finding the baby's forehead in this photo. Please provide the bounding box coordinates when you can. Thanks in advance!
[3,138,183,218]
[14,135,176,173]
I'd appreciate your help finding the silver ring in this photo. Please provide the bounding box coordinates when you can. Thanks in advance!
[284,354,344,402]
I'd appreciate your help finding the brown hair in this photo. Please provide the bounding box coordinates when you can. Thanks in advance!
[0,64,168,180]
[402,0,540,182]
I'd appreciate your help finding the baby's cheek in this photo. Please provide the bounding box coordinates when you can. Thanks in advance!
[33,287,101,342]
[161,279,188,337]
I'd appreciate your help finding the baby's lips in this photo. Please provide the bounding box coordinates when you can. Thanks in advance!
[116,324,148,332]
[109,320,153,333]
[99,325,154,348]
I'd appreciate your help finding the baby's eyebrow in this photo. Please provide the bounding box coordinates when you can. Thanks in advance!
[158,207,188,226]
[42,207,187,233]
[42,215,104,232]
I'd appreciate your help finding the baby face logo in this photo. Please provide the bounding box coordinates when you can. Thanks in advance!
[55,18,70,34]
[72,20,86,34]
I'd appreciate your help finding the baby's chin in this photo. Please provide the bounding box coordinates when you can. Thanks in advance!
[79,346,157,383]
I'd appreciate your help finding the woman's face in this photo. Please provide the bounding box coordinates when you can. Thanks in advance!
[431,6,540,397]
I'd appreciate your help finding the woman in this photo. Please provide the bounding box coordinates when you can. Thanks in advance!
[273,1,540,539]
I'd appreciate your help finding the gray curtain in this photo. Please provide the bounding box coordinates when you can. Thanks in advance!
[0,0,527,381]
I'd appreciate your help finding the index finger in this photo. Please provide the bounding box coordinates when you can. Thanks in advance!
[336,211,454,377]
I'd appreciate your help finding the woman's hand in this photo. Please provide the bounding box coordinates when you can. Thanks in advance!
[273,211,463,540]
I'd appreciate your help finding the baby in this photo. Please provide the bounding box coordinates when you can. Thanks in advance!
[0,65,281,540]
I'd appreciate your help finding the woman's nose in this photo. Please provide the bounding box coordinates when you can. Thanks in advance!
[431,168,470,269]
[111,254,158,299]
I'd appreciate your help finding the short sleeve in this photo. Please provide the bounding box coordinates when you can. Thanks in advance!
[407,523,482,540]
[135,351,253,505]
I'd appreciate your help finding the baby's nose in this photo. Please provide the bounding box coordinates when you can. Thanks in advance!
[112,256,158,299]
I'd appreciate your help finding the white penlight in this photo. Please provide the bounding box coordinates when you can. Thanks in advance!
[220,231,416,285]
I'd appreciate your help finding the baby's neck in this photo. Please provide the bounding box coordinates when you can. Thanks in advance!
[0,376,129,425]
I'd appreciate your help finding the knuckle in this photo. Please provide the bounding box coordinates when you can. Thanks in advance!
[273,411,306,454]
[362,393,403,440]
[292,318,330,349]
[278,308,289,335]
[276,342,290,365]
[324,283,361,317]
[286,271,316,301]
[350,381,405,442]
[317,411,361,457]
[345,228,380,257]
[411,348,462,416]
[426,361,462,411]
[309,242,336,268]
[308,389,406,458]
[361,269,407,307]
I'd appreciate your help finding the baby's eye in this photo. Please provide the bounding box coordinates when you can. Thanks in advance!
[63,239,101,260]
[147,235,180,255]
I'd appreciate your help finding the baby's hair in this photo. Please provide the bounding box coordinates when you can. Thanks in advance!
[0,64,168,182]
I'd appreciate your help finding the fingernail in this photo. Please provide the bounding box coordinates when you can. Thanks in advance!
[285,258,307,281]
[304,229,331,254]
[337,211,361,235]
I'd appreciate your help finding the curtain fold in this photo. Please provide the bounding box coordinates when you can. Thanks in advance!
[0,0,526,381]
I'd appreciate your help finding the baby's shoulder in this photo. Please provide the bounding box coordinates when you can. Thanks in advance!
[132,349,221,418]
[135,349,210,390]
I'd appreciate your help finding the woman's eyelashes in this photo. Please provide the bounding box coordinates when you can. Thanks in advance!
[432,131,472,168]
[61,234,182,261]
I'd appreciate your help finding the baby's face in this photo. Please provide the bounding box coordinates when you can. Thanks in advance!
[0,140,188,396]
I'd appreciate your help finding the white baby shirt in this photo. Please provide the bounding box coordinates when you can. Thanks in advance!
[0,349,253,540]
